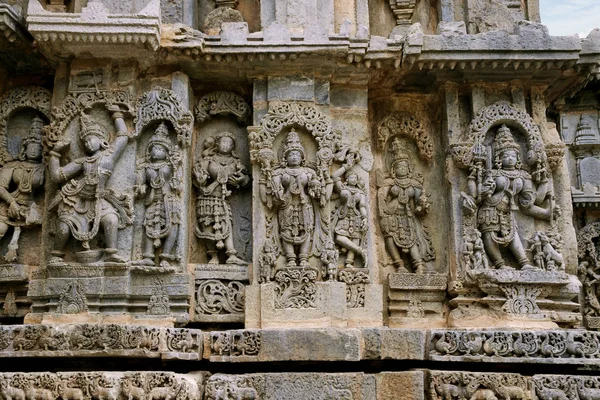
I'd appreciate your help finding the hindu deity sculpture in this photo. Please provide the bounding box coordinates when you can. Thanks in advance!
[194,132,250,265]
[48,107,133,264]
[134,122,182,268]
[377,148,435,274]
[259,130,332,268]
[331,153,368,269]
[462,124,555,270]
[0,116,45,262]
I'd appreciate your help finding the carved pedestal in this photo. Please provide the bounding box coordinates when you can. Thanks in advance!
[387,273,447,328]
[193,264,247,324]
[449,269,581,329]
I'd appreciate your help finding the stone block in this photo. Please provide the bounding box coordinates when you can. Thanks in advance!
[267,76,315,102]
[380,329,427,360]
[377,371,425,400]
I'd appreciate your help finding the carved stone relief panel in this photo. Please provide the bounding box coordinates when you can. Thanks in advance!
[449,101,580,328]
[430,371,529,400]
[191,91,251,324]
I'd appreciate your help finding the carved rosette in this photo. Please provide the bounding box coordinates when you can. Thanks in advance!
[0,86,51,165]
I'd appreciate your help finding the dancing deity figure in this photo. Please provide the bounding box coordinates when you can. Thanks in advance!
[48,107,133,264]
[260,130,332,268]
[135,122,182,268]
[463,125,555,270]
[0,116,45,262]
[332,154,368,268]
[378,151,435,274]
[194,132,250,265]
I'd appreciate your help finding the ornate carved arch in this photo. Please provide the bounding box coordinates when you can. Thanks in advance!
[135,88,193,148]
[46,90,135,145]
[194,91,250,125]
[451,101,556,171]
[0,86,52,165]
[377,113,433,162]
[248,102,340,168]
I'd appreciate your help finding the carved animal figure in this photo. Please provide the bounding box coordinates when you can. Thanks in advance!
[57,384,85,400]
[534,387,568,400]
[234,387,257,400]
[469,389,498,400]
[24,387,55,400]
[211,334,230,356]
[0,379,25,400]
[90,384,118,400]
[148,381,183,400]
[174,333,195,353]
[461,333,484,355]
[121,381,146,400]
[566,332,586,357]
[495,385,528,400]
[434,383,465,400]
[577,381,600,400]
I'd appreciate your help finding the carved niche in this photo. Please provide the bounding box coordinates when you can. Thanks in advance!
[376,113,446,328]
[0,86,51,320]
[132,87,192,272]
[577,222,600,329]
[449,101,579,327]
[191,91,251,324]
[249,102,352,305]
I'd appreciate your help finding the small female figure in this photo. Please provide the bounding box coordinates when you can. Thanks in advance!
[378,151,435,273]
[194,132,250,265]
[331,153,368,269]
[135,122,182,268]
[0,116,45,262]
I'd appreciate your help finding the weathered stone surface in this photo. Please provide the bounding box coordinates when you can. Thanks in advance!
[377,371,425,400]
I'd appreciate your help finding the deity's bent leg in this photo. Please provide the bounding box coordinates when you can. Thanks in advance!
[223,220,246,264]
[51,221,71,260]
[482,232,505,269]
[508,233,535,270]
[101,214,125,263]
[384,236,404,270]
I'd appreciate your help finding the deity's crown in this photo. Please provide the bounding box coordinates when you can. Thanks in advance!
[23,116,44,146]
[148,122,172,151]
[79,113,107,141]
[493,124,519,156]
[282,129,305,158]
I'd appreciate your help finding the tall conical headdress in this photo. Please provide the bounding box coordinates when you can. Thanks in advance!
[148,122,172,151]
[493,125,519,157]
[23,116,44,147]
[282,129,305,158]
[79,113,107,141]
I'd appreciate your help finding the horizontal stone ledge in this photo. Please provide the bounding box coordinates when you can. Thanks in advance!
[0,324,202,360]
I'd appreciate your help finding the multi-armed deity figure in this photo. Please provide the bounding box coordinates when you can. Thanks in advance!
[48,106,133,264]
[378,141,435,274]
[260,130,332,269]
[331,152,368,269]
[194,132,250,265]
[0,116,45,262]
[135,122,182,268]
[463,124,555,270]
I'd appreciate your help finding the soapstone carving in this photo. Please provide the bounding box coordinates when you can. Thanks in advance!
[193,132,250,265]
[135,122,182,268]
[48,107,133,265]
[0,116,45,262]
[377,140,435,274]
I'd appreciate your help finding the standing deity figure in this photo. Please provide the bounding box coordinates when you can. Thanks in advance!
[331,154,368,269]
[135,122,182,268]
[0,116,45,262]
[463,124,554,270]
[378,151,435,274]
[194,132,250,265]
[48,107,133,264]
[260,130,332,268]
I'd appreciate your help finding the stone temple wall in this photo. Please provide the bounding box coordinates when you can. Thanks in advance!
[0,0,599,398]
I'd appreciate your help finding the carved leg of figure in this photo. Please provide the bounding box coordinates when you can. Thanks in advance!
[0,222,10,262]
[409,244,426,274]
[201,225,220,264]
[223,221,246,265]
[162,225,179,259]
[101,214,126,263]
[140,235,155,266]
[336,235,365,268]
[299,238,311,268]
[282,240,297,267]
[159,253,176,268]
[482,232,507,269]
[4,226,20,262]
[508,233,535,270]
[384,236,409,272]
[50,221,71,263]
